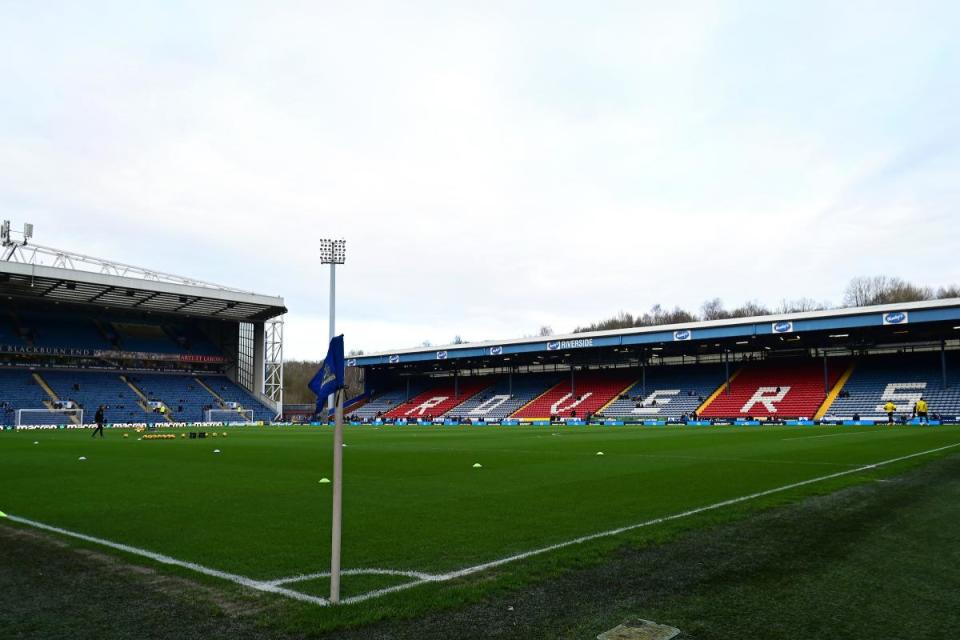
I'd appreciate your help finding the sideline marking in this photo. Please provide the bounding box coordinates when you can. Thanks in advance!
[343,441,960,604]
[5,443,958,607]
[3,514,329,606]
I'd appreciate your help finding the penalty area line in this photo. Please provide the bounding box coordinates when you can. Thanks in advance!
[2,514,329,607]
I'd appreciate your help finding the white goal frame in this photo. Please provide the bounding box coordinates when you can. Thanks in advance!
[204,409,254,423]
[16,408,83,426]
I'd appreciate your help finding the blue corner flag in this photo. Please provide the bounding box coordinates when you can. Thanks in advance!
[309,335,345,411]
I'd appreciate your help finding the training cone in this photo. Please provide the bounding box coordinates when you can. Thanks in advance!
[123,433,129,438]
[33,441,38,445]
[181,433,186,438]
[213,449,221,454]
[78,456,87,461]
[319,478,331,484]
[472,463,483,468]
[596,451,605,456]
[222,432,227,436]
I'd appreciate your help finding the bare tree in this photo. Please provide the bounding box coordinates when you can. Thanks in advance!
[538,325,554,336]
[937,285,960,299]
[728,301,771,318]
[844,276,933,306]
[700,298,727,320]
[283,360,363,404]
[452,335,465,344]
[574,311,636,333]
[776,297,829,313]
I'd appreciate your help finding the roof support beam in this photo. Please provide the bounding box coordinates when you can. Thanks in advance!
[87,286,116,303]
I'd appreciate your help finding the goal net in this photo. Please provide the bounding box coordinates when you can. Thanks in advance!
[16,408,84,427]
[204,409,254,424]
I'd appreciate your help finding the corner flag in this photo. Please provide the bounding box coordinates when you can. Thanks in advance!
[308,335,345,411]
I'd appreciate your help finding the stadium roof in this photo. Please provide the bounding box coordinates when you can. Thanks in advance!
[354,298,960,369]
[0,261,286,322]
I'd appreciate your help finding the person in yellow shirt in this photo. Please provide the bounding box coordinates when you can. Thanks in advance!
[883,400,896,424]
[915,397,929,423]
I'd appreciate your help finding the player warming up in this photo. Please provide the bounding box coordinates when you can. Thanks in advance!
[91,405,105,438]
[883,400,896,425]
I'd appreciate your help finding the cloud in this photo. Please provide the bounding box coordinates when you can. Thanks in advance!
[1,2,958,358]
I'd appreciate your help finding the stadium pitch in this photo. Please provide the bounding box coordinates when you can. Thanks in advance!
[2,424,959,633]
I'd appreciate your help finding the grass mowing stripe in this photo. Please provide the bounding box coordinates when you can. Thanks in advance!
[341,441,960,605]
[4,514,330,607]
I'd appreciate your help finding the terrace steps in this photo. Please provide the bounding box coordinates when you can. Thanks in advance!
[121,374,174,423]
[695,368,743,415]
[194,376,227,408]
[814,363,857,420]
[32,372,81,425]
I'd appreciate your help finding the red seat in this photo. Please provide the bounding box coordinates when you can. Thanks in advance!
[511,372,635,419]
[701,362,844,419]
[384,379,492,419]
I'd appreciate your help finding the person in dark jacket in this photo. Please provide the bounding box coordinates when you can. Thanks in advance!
[91,405,105,438]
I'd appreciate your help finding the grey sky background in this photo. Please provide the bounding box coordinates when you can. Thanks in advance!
[2,2,958,359]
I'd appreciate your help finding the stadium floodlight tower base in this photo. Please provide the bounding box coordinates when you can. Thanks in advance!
[204,409,254,424]
[16,408,83,427]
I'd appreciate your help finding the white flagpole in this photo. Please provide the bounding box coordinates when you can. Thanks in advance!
[330,387,345,603]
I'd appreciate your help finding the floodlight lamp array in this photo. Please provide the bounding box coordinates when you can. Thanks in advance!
[319,238,347,264]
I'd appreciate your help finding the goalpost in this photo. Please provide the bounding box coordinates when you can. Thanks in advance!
[16,407,83,427]
[204,409,254,423]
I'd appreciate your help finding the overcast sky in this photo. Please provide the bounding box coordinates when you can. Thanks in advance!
[2,2,958,359]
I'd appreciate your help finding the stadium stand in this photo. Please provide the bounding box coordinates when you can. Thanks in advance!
[0,369,275,425]
[15,310,112,350]
[195,375,276,421]
[0,369,62,424]
[602,364,726,419]
[441,373,562,420]
[823,353,960,420]
[41,370,157,424]
[383,378,493,419]
[511,370,637,419]
[1,309,221,356]
[700,360,846,419]
[352,382,431,420]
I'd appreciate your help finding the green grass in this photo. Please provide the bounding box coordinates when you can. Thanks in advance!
[1,423,958,631]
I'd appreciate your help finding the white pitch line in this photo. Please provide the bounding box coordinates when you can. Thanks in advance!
[6,442,958,608]
[342,441,960,604]
[782,430,885,441]
[629,453,859,468]
[3,514,329,607]
[267,567,441,586]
